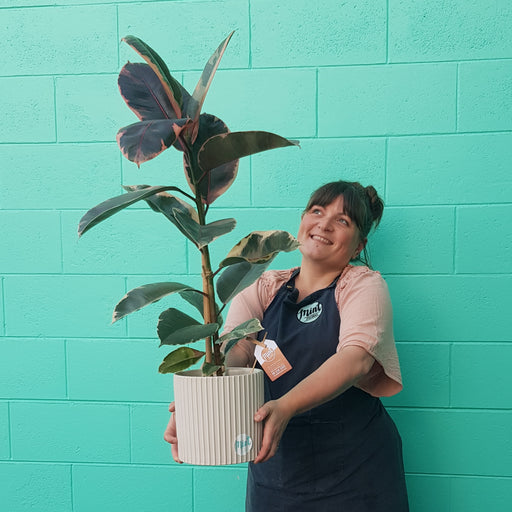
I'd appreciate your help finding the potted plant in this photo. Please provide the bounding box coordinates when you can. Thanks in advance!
[78,32,299,464]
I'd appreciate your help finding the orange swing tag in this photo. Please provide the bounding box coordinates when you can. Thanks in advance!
[251,335,292,382]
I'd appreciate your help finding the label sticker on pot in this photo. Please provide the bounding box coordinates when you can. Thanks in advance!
[235,434,253,456]
[254,339,292,382]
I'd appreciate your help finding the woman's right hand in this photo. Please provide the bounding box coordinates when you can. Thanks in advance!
[164,402,182,464]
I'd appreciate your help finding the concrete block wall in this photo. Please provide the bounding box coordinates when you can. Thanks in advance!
[1,1,511,510]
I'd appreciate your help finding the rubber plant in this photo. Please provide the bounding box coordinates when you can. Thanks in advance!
[78,32,299,376]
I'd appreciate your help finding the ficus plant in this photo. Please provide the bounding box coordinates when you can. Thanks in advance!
[78,32,299,376]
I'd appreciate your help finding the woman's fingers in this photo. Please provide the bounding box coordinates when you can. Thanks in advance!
[164,402,183,463]
[253,400,290,464]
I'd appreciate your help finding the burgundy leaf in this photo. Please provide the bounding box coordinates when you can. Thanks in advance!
[198,131,300,171]
[122,35,183,117]
[182,114,239,203]
[117,118,190,167]
[119,62,189,121]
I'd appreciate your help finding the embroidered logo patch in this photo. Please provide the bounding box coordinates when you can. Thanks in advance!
[297,301,323,323]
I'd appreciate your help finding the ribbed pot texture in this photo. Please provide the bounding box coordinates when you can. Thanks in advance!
[173,368,264,465]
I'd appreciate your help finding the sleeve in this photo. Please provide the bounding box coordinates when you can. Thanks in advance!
[221,279,266,364]
[336,270,403,397]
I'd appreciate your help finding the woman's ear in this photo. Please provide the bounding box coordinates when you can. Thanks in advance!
[354,238,367,259]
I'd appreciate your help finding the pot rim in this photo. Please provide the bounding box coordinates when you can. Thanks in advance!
[175,367,263,378]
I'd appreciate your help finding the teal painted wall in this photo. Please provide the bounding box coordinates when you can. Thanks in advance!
[1,0,511,510]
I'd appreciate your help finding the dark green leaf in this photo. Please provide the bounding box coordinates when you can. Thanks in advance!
[179,290,223,327]
[187,31,235,126]
[172,209,236,248]
[118,62,181,121]
[78,185,185,237]
[117,118,190,167]
[198,131,300,172]
[122,35,183,116]
[201,362,222,376]
[159,347,205,374]
[217,318,263,356]
[112,282,202,323]
[158,308,219,346]
[219,230,300,267]
[216,260,272,304]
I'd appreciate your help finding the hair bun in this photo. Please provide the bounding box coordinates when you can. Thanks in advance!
[364,185,384,227]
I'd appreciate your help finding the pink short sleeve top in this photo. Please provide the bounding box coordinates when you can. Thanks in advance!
[223,265,403,397]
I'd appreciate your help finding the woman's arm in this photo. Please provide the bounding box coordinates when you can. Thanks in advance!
[253,344,375,463]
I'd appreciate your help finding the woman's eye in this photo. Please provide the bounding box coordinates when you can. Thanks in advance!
[338,218,349,225]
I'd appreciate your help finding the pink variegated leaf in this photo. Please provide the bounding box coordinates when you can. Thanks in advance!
[118,62,187,121]
[187,31,235,140]
[117,118,190,167]
[122,35,183,117]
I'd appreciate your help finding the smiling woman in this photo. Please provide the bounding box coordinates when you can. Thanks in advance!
[165,180,409,511]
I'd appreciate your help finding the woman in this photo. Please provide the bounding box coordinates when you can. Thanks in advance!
[166,180,409,511]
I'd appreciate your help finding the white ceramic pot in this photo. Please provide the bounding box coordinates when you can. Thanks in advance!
[173,367,264,465]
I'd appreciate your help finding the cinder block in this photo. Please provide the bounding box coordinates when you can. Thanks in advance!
[389,409,512,476]
[184,68,316,138]
[451,476,512,512]
[0,462,72,512]
[0,402,9,459]
[125,275,203,338]
[56,74,131,143]
[194,466,248,512]
[458,61,512,132]
[0,212,62,273]
[405,474,450,512]
[319,64,456,136]
[456,205,512,274]
[371,207,455,274]
[0,77,55,142]
[118,0,249,71]
[251,0,386,67]
[72,464,193,512]
[11,401,130,462]
[389,0,512,62]
[0,143,121,209]
[251,138,386,208]
[2,6,118,75]
[67,339,172,403]
[131,404,175,465]
[387,133,512,205]
[382,342,450,408]
[0,339,66,399]
[386,275,512,342]
[3,276,126,338]
[451,344,512,409]
[63,209,188,275]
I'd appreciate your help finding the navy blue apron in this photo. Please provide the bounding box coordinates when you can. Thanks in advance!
[246,270,409,512]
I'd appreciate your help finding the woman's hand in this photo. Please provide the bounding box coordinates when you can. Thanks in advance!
[253,399,294,464]
[163,402,182,464]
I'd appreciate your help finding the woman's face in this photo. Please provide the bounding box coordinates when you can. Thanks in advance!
[297,196,366,272]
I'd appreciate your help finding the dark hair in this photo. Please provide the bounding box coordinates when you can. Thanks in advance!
[304,180,384,266]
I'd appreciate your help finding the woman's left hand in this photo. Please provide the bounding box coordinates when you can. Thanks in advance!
[253,399,293,464]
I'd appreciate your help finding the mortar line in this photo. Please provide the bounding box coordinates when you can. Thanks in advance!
[386,0,389,64]
[455,63,459,132]
[248,0,253,69]
[70,464,75,512]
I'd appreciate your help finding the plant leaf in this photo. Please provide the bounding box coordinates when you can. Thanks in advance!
[219,230,300,267]
[199,131,300,172]
[122,35,183,117]
[216,231,299,304]
[187,31,235,126]
[183,114,239,204]
[179,290,223,327]
[216,260,272,305]
[118,62,184,121]
[217,318,263,356]
[117,118,190,167]
[159,347,205,374]
[78,185,185,237]
[112,282,202,323]
[158,308,219,346]
[172,209,236,249]
[201,362,222,376]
